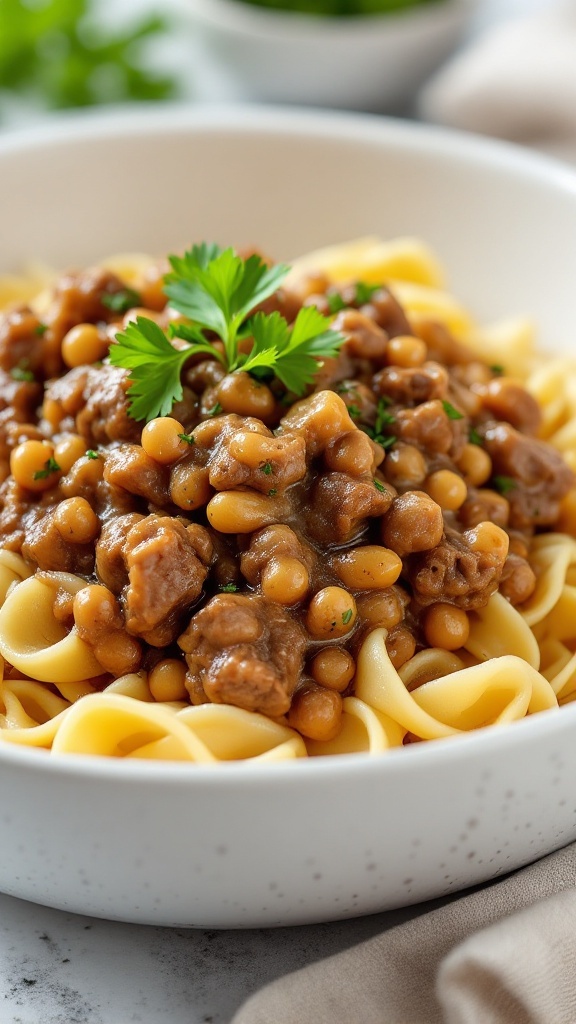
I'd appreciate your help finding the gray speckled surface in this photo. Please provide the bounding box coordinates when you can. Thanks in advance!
[0,891,426,1024]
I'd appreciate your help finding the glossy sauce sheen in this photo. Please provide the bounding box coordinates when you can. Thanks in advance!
[0,262,573,745]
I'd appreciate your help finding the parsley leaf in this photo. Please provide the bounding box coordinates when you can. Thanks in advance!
[10,365,35,382]
[492,475,517,495]
[178,432,195,445]
[442,400,464,421]
[469,427,483,446]
[109,316,195,422]
[102,288,141,314]
[85,449,99,460]
[33,457,60,481]
[355,281,379,305]
[111,246,346,421]
[327,292,346,314]
[219,583,239,593]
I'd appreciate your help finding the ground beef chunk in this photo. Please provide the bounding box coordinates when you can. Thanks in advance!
[280,391,357,458]
[178,593,307,716]
[0,305,59,378]
[44,268,127,344]
[21,505,95,574]
[323,429,382,477]
[499,553,537,606]
[477,379,542,436]
[95,513,146,593]
[359,288,412,337]
[394,400,455,456]
[124,516,212,646]
[373,362,449,407]
[240,525,316,587]
[208,421,306,494]
[43,366,88,430]
[413,319,478,367]
[458,488,510,530]
[332,309,389,363]
[406,527,507,610]
[308,471,393,544]
[103,444,170,506]
[75,365,142,446]
[483,422,574,529]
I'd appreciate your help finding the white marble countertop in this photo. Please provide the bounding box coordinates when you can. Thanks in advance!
[0,1,550,1021]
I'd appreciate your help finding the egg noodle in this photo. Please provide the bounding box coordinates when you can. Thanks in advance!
[0,237,575,762]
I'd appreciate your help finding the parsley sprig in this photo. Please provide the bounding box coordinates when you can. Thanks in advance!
[110,244,345,422]
[362,397,397,449]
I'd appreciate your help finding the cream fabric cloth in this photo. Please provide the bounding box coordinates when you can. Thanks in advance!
[420,0,576,165]
[232,842,576,1024]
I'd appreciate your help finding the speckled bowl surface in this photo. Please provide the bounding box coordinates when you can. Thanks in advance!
[1,106,576,927]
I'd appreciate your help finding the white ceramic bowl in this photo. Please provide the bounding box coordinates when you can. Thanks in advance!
[170,0,476,110]
[2,106,576,928]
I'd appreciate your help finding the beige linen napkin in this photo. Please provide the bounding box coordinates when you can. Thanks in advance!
[419,1,576,165]
[232,842,576,1024]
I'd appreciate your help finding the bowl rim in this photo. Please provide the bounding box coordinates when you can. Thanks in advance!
[1,102,576,784]
[170,0,476,38]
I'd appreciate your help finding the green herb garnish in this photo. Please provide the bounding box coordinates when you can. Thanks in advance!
[362,397,396,447]
[33,457,60,481]
[268,488,277,497]
[110,245,345,422]
[10,366,35,382]
[490,364,505,376]
[85,449,99,460]
[34,323,47,336]
[347,404,362,421]
[442,400,464,421]
[492,475,517,495]
[327,292,346,314]
[0,0,175,114]
[374,479,387,493]
[355,281,379,305]
[342,609,353,626]
[469,427,483,446]
[206,402,223,418]
[261,461,273,475]
[219,583,239,593]
[178,432,195,445]
[102,287,141,315]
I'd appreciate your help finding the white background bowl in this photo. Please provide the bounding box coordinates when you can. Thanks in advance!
[169,0,476,110]
[2,107,576,928]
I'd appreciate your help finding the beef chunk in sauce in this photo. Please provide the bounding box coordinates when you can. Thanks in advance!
[179,593,307,717]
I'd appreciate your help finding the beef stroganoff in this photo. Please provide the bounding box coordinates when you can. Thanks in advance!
[0,236,575,762]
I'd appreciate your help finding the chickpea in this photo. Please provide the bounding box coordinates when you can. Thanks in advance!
[54,434,88,474]
[310,648,355,692]
[217,372,276,421]
[381,491,444,558]
[170,464,212,511]
[94,632,142,677]
[385,444,428,487]
[261,556,309,605]
[464,521,510,559]
[73,584,120,634]
[424,469,468,511]
[386,626,416,669]
[288,682,343,742]
[62,323,108,368]
[42,397,65,432]
[423,603,470,650]
[306,586,357,640]
[356,589,404,631]
[54,497,100,544]
[139,262,169,312]
[10,440,61,492]
[206,490,287,534]
[457,443,492,487]
[385,335,427,368]
[332,545,402,590]
[149,659,188,702]
[142,417,191,465]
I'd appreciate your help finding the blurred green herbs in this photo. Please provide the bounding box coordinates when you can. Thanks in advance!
[237,0,440,13]
[0,0,177,112]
